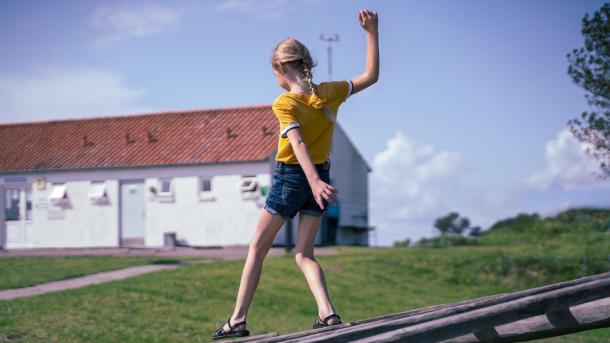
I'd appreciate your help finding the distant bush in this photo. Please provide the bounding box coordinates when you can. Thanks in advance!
[479,250,610,288]
[393,238,411,247]
[415,235,479,248]
[486,212,542,233]
[548,207,610,231]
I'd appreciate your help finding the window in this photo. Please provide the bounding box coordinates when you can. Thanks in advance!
[157,178,173,196]
[239,176,258,192]
[198,176,215,201]
[49,183,68,206]
[200,176,212,192]
[4,188,19,221]
[89,181,108,204]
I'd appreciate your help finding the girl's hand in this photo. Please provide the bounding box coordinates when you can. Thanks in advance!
[311,179,338,210]
[358,9,378,34]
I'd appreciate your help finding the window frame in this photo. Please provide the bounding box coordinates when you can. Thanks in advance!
[49,182,69,206]
[239,176,258,192]
[157,178,174,197]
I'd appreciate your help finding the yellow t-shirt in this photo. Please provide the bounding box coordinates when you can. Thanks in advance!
[271,80,353,164]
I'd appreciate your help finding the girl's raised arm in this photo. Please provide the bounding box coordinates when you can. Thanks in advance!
[350,9,379,95]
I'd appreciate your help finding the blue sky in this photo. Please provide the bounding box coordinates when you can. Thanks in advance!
[1,0,609,246]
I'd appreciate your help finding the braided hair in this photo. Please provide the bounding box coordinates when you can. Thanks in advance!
[270,37,319,98]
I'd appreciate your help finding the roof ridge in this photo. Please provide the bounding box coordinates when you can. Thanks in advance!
[0,103,273,127]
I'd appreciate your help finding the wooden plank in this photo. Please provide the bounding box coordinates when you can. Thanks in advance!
[240,272,610,342]
[345,278,610,343]
[215,332,279,343]
[438,298,610,343]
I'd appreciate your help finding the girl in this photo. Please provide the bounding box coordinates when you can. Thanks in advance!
[213,8,379,340]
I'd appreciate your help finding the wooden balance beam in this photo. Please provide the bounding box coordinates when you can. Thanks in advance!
[217,271,610,342]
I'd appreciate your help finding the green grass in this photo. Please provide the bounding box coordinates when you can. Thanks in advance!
[0,207,609,342]
[0,255,210,290]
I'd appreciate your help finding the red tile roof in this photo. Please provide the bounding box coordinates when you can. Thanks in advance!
[0,104,279,173]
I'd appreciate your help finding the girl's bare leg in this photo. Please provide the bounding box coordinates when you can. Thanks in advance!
[294,214,340,325]
[222,208,286,332]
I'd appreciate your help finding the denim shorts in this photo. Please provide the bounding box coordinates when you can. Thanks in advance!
[263,160,331,220]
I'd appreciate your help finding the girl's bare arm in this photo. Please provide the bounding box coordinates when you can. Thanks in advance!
[351,9,379,95]
[285,128,337,210]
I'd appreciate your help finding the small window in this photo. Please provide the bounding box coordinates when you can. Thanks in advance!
[49,183,68,205]
[5,188,20,221]
[157,178,173,196]
[89,181,108,204]
[89,181,107,198]
[198,176,216,201]
[239,176,258,192]
[200,176,212,192]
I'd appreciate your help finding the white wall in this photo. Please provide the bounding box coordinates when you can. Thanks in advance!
[1,160,274,248]
[38,180,119,248]
[145,171,271,247]
[0,179,119,248]
[329,124,371,244]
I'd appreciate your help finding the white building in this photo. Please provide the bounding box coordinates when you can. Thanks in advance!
[0,105,372,250]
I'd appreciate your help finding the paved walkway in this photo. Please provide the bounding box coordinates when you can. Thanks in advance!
[0,263,186,300]
[0,245,340,300]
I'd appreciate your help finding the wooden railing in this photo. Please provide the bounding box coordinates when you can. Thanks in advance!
[218,271,610,342]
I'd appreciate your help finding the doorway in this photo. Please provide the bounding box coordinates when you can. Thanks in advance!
[119,179,146,247]
[3,186,33,248]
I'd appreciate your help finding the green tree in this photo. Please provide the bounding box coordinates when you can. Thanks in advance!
[469,226,482,237]
[434,211,471,236]
[434,212,458,236]
[567,2,610,179]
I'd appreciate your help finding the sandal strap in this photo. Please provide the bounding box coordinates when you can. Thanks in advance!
[226,317,234,331]
[227,317,247,331]
[322,313,341,325]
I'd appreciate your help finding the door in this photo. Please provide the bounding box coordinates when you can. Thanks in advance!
[119,180,145,246]
[4,187,33,248]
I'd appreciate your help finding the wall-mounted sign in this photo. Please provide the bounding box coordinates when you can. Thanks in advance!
[4,176,27,183]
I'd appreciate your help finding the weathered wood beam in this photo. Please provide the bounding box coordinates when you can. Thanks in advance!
[346,277,610,343]
[231,272,610,343]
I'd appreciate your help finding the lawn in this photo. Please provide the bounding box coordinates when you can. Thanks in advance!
[0,208,608,342]
[0,246,607,342]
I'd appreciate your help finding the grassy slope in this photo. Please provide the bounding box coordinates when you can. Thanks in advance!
[0,207,608,342]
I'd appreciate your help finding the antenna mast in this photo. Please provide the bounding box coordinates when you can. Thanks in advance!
[319,33,339,81]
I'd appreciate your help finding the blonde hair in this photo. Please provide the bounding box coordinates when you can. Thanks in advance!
[270,37,319,98]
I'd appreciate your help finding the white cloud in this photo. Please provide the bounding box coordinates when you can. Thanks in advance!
[215,0,292,18]
[525,127,610,190]
[371,130,464,221]
[369,129,609,247]
[90,2,183,47]
[0,67,150,123]
[369,130,528,246]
